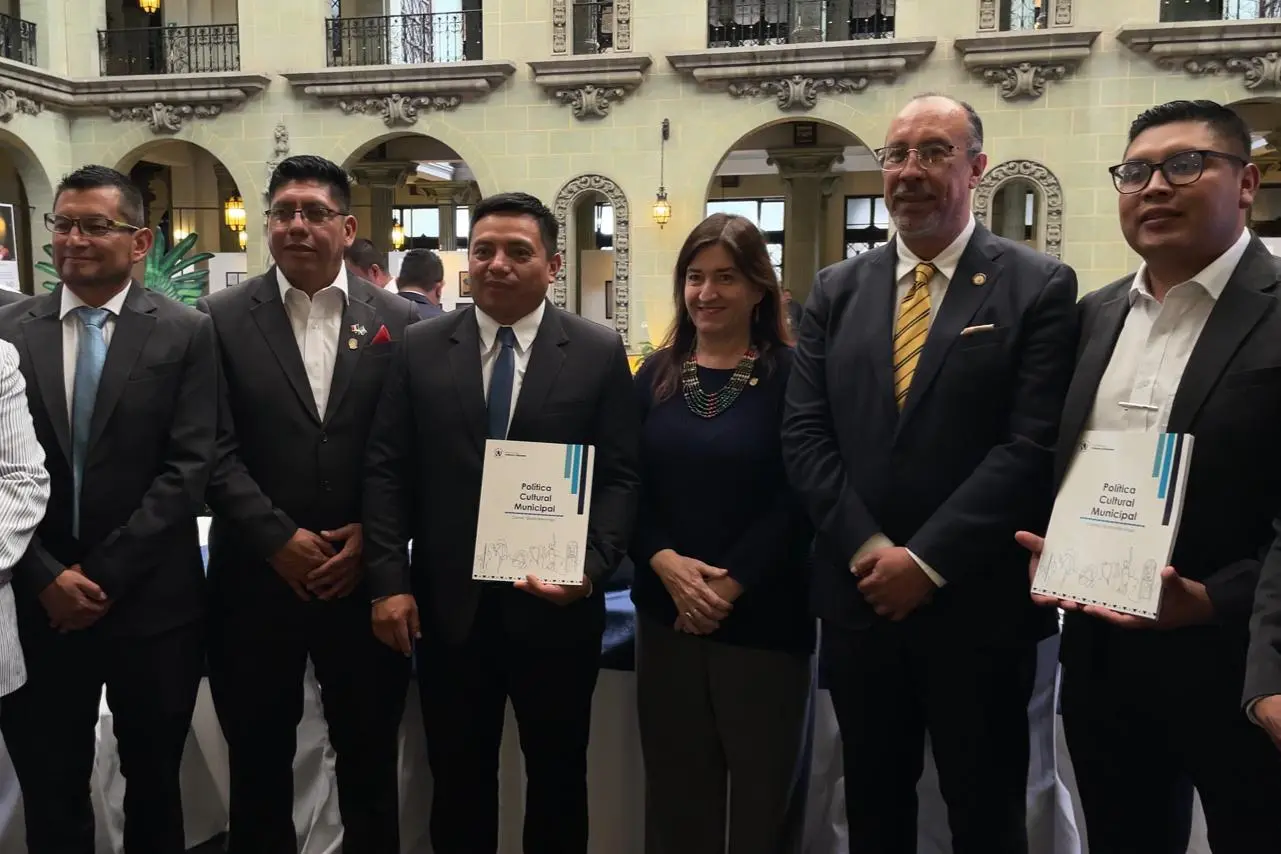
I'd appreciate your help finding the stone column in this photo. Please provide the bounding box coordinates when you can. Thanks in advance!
[439,201,457,250]
[767,147,844,303]
[350,164,404,256]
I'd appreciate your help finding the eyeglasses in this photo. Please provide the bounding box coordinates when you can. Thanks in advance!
[266,204,347,225]
[1108,149,1247,194]
[874,143,962,171]
[44,213,140,237]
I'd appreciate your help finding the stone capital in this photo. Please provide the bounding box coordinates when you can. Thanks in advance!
[766,146,845,179]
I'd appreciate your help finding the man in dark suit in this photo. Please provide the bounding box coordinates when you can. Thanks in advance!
[364,192,640,854]
[1021,100,1281,852]
[782,95,1078,854]
[1249,535,1281,751]
[200,155,419,854]
[0,164,216,854]
[0,289,27,307]
[396,247,446,319]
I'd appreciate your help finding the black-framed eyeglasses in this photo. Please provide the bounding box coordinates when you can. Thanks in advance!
[874,143,961,171]
[266,204,347,225]
[1108,149,1248,194]
[44,213,140,237]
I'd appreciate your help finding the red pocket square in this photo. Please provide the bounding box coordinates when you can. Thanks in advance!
[371,324,391,345]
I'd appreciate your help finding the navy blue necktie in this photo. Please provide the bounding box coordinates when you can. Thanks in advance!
[487,326,516,440]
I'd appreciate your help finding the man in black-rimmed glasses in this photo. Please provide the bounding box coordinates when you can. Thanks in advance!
[1019,99,1281,852]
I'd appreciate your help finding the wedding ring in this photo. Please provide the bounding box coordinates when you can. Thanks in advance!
[684,611,694,620]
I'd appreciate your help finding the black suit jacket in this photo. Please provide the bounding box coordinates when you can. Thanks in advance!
[199,268,420,600]
[782,224,1078,644]
[1057,237,1281,677]
[363,303,641,645]
[0,290,28,308]
[0,284,217,637]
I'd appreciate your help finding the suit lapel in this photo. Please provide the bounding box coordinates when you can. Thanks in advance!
[323,273,377,426]
[1055,285,1130,483]
[1167,237,1280,433]
[250,268,320,424]
[897,227,1001,429]
[19,292,71,466]
[87,283,156,451]
[510,303,568,436]
[448,307,488,452]
[859,244,900,420]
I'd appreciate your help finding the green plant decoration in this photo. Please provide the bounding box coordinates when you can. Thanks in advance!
[36,234,214,307]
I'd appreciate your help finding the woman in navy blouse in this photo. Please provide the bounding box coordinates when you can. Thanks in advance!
[631,213,815,854]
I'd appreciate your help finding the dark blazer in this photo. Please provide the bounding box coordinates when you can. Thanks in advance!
[400,290,445,320]
[363,302,641,645]
[1248,533,1281,708]
[0,290,28,308]
[199,268,419,598]
[782,223,1078,644]
[1057,237,1281,674]
[0,284,217,637]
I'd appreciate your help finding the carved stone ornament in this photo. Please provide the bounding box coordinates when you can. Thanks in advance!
[336,93,462,127]
[552,0,632,55]
[551,174,631,341]
[972,159,1064,260]
[1117,21,1281,91]
[982,62,1067,100]
[264,122,289,194]
[108,102,221,133]
[555,84,627,119]
[0,89,40,122]
[729,75,869,111]
[1172,52,1281,90]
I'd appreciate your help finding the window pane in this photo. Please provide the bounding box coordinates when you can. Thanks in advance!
[846,197,871,228]
[767,243,783,268]
[706,199,759,224]
[456,206,470,239]
[596,204,614,236]
[759,200,785,232]
[1024,190,1035,227]
[873,198,890,228]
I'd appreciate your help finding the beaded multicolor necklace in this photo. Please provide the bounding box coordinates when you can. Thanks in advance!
[681,348,758,419]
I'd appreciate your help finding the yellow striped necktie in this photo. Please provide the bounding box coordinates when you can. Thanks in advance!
[893,262,935,409]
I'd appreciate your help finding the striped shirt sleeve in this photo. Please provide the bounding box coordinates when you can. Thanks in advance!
[0,340,49,574]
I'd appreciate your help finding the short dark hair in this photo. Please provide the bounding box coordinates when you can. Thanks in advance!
[397,248,444,288]
[906,93,984,153]
[268,154,352,213]
[1127,100,1252,160]
[470,192,558,258]
[54,165,146,227]
[344,238,386,272]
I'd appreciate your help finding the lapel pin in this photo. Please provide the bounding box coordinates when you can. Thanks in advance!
[347,338,358,350]
[749,377,759,386]
[971,273,986,286]
[350,323,367,336]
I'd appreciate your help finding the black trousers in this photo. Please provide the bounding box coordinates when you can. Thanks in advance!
[0,620,204,854]
[822,619,1036,854]
[1061,632,1281,854]
[208,591,410,854]
[416,589,602,854]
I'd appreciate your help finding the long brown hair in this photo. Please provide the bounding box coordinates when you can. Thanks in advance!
[650,212,792,402]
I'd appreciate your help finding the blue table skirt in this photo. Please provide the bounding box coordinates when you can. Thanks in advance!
[200,545,639,672]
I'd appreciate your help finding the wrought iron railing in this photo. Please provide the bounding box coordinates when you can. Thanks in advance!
[326,11,483,67]
[98,24,241,76]
[573,2,614,54]
[707,0,894,47]
[1160,0,1281,21]
[1003,0,1045,30]
[0,13,36,65]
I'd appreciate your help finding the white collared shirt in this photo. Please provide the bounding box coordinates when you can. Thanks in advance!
[1088,228,1251,433]
[278,267,348,420]
[60,283,131,427]
[476,301,546,436]
[893,214,977,325]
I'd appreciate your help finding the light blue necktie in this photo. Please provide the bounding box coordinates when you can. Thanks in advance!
[487,326,516,440]
[71,307,109,538]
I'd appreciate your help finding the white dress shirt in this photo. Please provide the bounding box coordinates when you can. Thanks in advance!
[852,217,978,588]
[476,301,546,437]
[278,267,348,421]
[60,284,131,428]
[1087,228,1250,433]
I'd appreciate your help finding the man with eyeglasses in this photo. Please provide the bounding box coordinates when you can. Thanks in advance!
[0,164,217,853]
[1019,100,1281,851]
[783,94,1078,853]
[199,154,419,853]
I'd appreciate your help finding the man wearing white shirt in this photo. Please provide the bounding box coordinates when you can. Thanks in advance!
[364,191,640,854]
[1021,100,1281,852]
[200,155,419,854]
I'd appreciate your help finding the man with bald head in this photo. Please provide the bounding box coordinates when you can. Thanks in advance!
[782,94,1078,852]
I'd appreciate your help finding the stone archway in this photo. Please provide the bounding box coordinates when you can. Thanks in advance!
[973,159,1064,259]
[552,174,631,341]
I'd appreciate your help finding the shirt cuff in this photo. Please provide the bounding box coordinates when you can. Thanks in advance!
[850,532,894,569]
[1247,696,1267,725]
[907,549,947,587]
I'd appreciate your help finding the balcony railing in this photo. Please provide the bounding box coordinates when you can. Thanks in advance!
[1160,0,1281,21]
[1002,0,1046,30]
[98,24,241,76]
[0,12,36,65]
[708,0,894,47]
[573,2,614,54]
[326,11,483,67]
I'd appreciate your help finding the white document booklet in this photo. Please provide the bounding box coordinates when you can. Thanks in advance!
[1031,430,1194,619]
[472,439,594,585]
